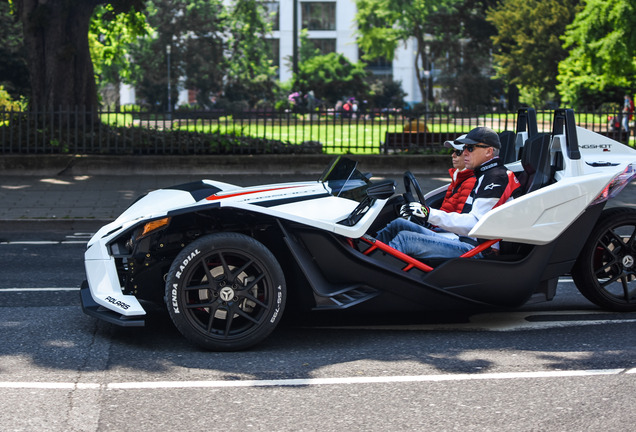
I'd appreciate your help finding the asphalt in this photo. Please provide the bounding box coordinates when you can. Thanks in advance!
[0,154,453,232]
[1,154,635,233]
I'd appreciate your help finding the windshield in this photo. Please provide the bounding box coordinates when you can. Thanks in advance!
[319,156,372,202]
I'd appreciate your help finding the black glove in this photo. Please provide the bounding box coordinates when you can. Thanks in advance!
[400,202,430,221]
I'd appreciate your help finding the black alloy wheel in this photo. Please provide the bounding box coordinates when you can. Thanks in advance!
[572,208,636,311]
[165,232,286,351]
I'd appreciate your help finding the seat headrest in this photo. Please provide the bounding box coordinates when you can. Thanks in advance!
[521,134,550,175]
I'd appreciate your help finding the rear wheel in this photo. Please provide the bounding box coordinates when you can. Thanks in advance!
[165,232,286,351]
[572,208,636,311]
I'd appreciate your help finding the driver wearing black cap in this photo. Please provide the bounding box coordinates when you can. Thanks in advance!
[376,126,521,259]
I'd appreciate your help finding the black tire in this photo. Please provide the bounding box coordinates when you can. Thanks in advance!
[165,232,286,351]
[572,207,636,311]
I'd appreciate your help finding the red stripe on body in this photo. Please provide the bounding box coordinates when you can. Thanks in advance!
[206,186,303,201]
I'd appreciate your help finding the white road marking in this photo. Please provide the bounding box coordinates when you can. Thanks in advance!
[0,241,60,245]
[0,287,79,292]
[0,240,88,245]
[0,368,632,390]
[0,382,100,389]
[0,233,93,245]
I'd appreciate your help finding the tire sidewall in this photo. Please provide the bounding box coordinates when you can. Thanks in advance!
[573,207,636,311]
[165,232,286,351]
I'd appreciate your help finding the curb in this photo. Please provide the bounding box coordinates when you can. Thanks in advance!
[0,154,451,176]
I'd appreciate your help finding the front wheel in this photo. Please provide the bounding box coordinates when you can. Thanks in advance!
[165,232,286,351]
[572,208,636,311]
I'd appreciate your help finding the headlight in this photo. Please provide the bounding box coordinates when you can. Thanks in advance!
[109,217,172,257]
[138,217,171,239]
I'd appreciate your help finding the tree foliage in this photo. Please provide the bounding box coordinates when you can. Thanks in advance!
[0,1,29,99]
[487,0,580,107]
[557,0,636,107]
[366,79,406,109]
[355,0,460,103]
[294,52,368,105]
[89,4,150,86]
[127,0,227,110]
[12,0,145,109]
[222,0,278,108]
[428,0,502,108]
[126,0,276,110]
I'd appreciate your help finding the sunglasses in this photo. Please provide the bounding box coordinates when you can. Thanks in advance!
[451,149,463,156]
[463,144,491,153]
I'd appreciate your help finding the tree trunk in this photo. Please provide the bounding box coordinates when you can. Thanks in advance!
[16,0,101,110]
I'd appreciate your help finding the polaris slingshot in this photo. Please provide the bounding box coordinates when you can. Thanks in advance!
[81,109,636,351]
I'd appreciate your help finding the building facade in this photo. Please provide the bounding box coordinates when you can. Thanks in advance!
[268,0,420,104]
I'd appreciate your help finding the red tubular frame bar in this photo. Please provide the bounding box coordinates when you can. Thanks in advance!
[359,236,501,273]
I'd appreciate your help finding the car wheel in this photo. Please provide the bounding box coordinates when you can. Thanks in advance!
[165,232,286,351]
[572,208,636,311]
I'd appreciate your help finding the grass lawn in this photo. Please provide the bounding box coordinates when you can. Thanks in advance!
[99,112,634,154]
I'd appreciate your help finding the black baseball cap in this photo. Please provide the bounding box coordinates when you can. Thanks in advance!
[455,127,501,149]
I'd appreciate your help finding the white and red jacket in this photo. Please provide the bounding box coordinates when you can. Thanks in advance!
[428,157,521,237]
[439,168,476,214]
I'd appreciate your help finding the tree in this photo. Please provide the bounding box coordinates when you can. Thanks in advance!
[487,0,580,107]
[557,0,636,108]
[182,0,226,109]
[355,0,460,103]
[366,79,406,109]
[89,4,150,88]
[222,0,278,108]
[0,2,29,99]
[428,0,502,109]
[127,0,227,110]
[13,0,145,109]
[293,52,368,105]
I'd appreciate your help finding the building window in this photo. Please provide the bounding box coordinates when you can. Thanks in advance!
[267,38,280,68]
[359,48,392,76]
[262,2,279,31]
[301,2,336,31]
[307,38,336,55]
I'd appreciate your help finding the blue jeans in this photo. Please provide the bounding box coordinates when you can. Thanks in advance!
[375,218,475,259]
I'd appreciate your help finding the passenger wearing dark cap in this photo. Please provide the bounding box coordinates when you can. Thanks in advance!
[376,126,521,259]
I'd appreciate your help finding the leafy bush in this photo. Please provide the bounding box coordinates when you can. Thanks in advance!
[0,86,22,111]
[294,53,369,105]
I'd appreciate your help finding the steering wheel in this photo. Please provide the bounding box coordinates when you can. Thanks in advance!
[403,171,426,205]
[402,171,428,225]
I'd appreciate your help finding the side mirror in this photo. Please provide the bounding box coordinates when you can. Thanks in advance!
[367,180,396,200]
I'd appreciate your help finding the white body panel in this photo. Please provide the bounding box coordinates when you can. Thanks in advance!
[85,239,146,316]
[471,127,636,244]
[83,125,636,319]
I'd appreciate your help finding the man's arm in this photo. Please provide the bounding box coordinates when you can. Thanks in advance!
[427,169,514,236]
[427,197,499,236]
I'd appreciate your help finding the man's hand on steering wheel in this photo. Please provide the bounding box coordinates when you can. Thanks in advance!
[400,202,431,221]
[402,171,430,224]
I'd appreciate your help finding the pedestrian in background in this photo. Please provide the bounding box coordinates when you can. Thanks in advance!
[622,94,634,133]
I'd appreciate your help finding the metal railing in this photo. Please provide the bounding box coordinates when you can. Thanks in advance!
[0,107,632,155]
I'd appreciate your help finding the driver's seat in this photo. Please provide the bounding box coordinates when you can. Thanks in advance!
[517,133,552,194]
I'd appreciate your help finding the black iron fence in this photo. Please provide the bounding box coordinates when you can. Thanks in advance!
[0,107,632,155]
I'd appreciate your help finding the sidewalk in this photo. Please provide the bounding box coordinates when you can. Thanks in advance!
[1,154,635,232]
[0,154,452,231]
